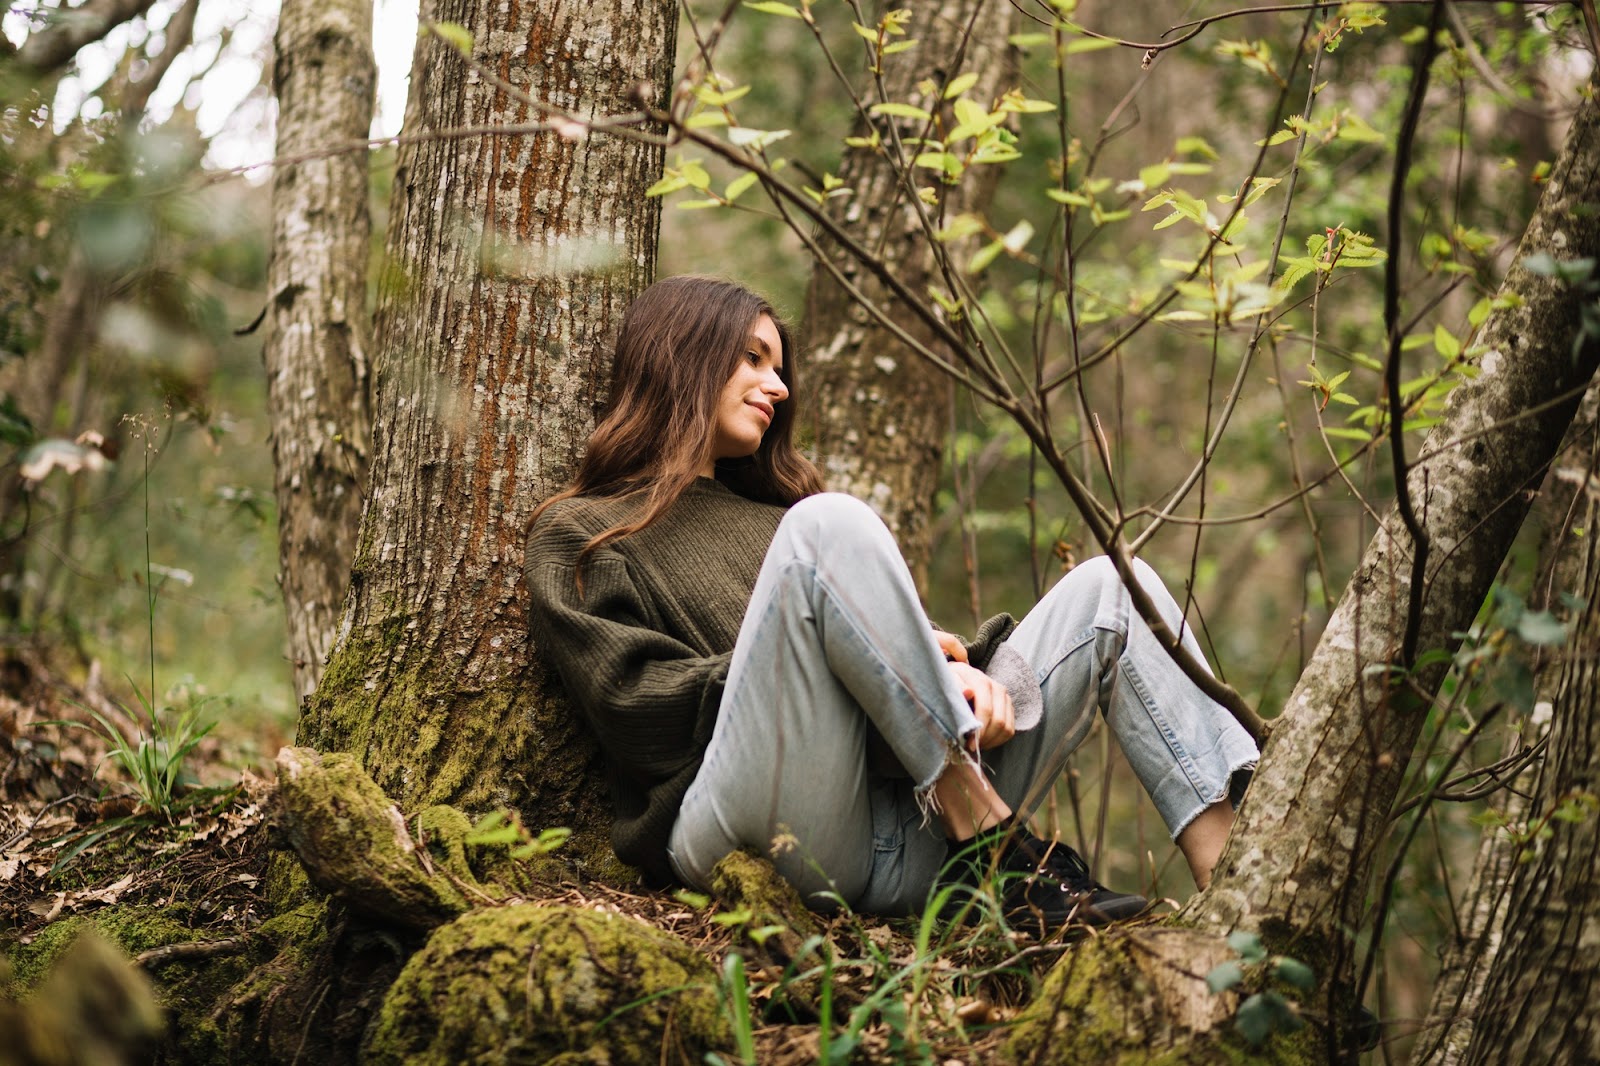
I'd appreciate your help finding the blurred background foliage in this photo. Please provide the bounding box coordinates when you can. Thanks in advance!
[1,0,1594,1045]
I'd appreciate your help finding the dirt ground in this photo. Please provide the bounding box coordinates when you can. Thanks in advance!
[0,649,1043,1064]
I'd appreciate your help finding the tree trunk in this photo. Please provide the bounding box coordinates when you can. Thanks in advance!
[802,0,1016,582]
[265,0,375,703]
[1458,453,1600,1064]
[1011,74,1600,1064]
[296,0,676,877]
[1412,386,1596,1066]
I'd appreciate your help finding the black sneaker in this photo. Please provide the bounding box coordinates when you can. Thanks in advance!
[937,825,1149,933]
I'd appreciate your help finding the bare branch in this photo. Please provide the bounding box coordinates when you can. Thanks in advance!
[1383,1,1446,668]
[13,0,160,73]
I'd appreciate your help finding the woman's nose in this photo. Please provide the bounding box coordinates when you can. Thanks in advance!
[764,371,789,401]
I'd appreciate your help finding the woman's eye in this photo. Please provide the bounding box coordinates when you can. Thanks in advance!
[746,351,762,364]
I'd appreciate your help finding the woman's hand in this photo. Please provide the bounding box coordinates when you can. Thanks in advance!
[948,661,1015,751]
[934,630,969,663]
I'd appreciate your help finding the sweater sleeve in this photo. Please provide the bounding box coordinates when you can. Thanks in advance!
[524,513,730,780]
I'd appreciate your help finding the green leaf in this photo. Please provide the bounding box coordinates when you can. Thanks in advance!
[1008,32,1052,47]
[724,172,759,202]
[934,214,986,241]
[1065,36,1119,54]
[1176,135,1219,159]
[870,102,934,121]
[1273,957,1315,991]
[1468,297,1492,329]
[640,175,684,198]
[686,112,730,129]
[1434,324,1461,359]
[914,151,963,178]
[1228,930,1268,964]
[428,20,474,54]
[944,72,980,99]
[1205,960,1245,994]
[852,21,879,40]
[535,826,572,850]
[1236,993,1276,1046]
[693,84,751,107]
[1047,188,1091,207]
[676,198,724,210]
[1517,610,1567,646]
[967,239,1005,274]
[1139,163,1171,188]
[744,0,803,15]
[882,39,918,55]
[1336,111,1386,143]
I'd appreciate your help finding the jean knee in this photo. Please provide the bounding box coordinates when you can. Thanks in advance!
[781,492,893,552]
[1044,555,1123,613]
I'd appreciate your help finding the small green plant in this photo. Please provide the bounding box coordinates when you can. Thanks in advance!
[462,809,571,858]
[1204,930,1315,1047]
[705,953,759,1066]
[49,684,215,814]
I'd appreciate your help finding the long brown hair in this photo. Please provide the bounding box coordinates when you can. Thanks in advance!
[531,275,823,559]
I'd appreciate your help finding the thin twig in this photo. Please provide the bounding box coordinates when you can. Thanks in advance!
[1384,0,1446,668]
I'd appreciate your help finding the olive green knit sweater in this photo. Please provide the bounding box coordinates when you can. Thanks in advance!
[522,478,1016,884]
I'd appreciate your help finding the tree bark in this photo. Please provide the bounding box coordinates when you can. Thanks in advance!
[1412,386,1596,1066]
[265,0,375,703]
[297,0,676,876]
[1458,449,1600,1064]
[802,0,1016,582]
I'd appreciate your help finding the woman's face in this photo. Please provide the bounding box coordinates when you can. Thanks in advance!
[706,313,789,473]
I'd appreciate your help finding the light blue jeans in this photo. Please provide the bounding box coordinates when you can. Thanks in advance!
[666,494,1258,914]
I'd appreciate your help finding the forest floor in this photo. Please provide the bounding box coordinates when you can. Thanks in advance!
[0,648,1072,1064]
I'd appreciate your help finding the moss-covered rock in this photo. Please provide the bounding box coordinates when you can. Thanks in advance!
[0,928,163,1066]
[709,849,821,956]
[364,903,729,1065]
[274,746,469,930]
[6,906,196,991]
[1005,926,1315,1065]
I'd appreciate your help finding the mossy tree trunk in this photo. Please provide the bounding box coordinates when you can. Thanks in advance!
[801,0,1017,582]
[264,0,375,703]
[1012,74,1600,1064]
[296,0,677,873]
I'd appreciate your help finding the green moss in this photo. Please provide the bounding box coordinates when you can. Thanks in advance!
[7,906,194,991]
[1004,928,1317,1066]
[263,849,316,914]
[709,849,823,964]
[364,903,729,1065]
[275,748,469,929]
[302,625,637,890]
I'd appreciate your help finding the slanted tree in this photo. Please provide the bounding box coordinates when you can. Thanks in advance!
[1009,70,1600,1064]
[1455,443,1600,1063]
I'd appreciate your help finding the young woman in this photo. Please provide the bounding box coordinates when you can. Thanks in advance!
[523,275,1258,928]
